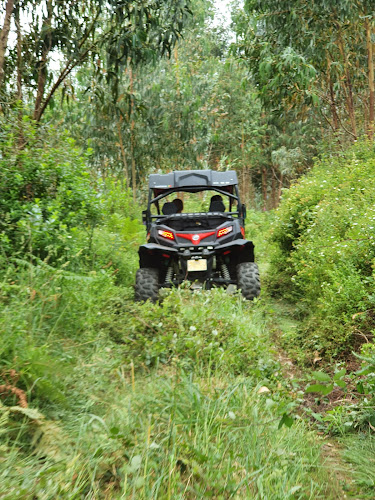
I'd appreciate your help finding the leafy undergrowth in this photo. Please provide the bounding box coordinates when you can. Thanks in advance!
[263,298,375,499]
[0,285,342,499]
[268,140,375,359]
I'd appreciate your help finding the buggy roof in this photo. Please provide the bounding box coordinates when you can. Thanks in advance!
[149,170,238,191]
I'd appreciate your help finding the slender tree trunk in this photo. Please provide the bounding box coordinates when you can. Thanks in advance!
[271,170,277,209]
[174,45,182,165]
[116,115,129,187]
[248,174,256,209]
[261,166,267,212]
[129,62,136,201]
[365,16,374,140]
[33,0,53,121]
[242,167,246,203]
[15,5,24,148]
[261,112,269,211]
[175,45,180,99]
[0,0,15,91]
[337,33,357,139]
[326,54,339,132]
[15,9,22,103]
[277,172,284,206]
[241,126,246,202]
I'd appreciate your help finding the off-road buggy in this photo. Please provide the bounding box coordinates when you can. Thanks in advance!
[135,169,260,301]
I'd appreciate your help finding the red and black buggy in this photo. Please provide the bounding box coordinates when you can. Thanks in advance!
[135,169,260,301]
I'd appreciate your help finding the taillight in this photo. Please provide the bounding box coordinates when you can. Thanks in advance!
[240,227,245,237]
[158,229,175,240]
[217,226,233,238]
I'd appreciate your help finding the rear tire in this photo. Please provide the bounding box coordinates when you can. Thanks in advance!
[237,262,260,300]
[135,268,159,302]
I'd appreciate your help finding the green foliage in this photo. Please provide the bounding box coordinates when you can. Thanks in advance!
[3,0,191,121]
[268,140,375,355]
[341,434,375,496]
[87,179,144,286]
[236,0,375,141]
[0,115,100,261]
[61,5,267,205]
[316,347,375,436]
[0,283,338,498]
[305,369,347,397]
[0,258,118,404]
[100,288,280,377]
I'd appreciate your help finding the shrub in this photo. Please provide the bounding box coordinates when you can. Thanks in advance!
[268,140,375,355]
[99,287,280,379]
[0,114,100,261]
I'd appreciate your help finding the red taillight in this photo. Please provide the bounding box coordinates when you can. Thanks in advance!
[158,229,175,240]
[217,226,233,238]
[240,227,245,237]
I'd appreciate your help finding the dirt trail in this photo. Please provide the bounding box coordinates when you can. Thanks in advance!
[265,298,360,498]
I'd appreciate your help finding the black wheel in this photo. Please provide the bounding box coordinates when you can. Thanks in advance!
[236,262,260,300]
[135,268,160,302]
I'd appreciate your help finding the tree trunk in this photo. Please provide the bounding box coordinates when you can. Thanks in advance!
[365,16,374,140]
[261,166,267,212]
[116,115,129,187]
[33,0,53,121]
[15,5,24,148]
[326,54,339,132]
[0,0,15,91]
[277,172,284,206]
[241,126,246,202]
[271,170,277,209]
[129,62,136,201]
[337,33,357,139]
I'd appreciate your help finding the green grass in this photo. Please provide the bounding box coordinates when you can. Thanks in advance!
[340,434,375,498]
[0,282,342,498]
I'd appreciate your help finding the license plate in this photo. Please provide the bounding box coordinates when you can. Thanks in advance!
[187,259,207,272]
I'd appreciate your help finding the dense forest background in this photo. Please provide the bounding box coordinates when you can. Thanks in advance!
[3,0,375,207]
[2,0,375,497]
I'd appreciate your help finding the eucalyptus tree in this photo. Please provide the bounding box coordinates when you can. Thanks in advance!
[235,0,375,141]
[59,0,268,205]
[0,0,15,89]
[2,0,191,121]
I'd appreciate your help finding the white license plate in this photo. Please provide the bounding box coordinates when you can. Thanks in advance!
[187,259,207,272]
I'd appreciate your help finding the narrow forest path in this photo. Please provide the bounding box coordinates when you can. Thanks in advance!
[262,296,374,499]
[89,286,366,498]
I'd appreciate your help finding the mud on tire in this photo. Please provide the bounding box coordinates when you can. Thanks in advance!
[237,262,260,300]
[135,268,160,302]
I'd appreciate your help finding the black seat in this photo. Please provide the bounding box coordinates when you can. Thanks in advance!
[209,200,225,212]
[162,202,177,215]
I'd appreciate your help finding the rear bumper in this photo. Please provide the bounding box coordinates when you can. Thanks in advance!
[138,240,254,283]
[139,239,253,260]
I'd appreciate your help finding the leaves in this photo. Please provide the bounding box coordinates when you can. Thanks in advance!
[305,383,334,396]
[278,413,294,429]
[311,371,331,382]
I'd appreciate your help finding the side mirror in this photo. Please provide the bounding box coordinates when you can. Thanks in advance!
[142,210,149,225]
[241,204,247,219]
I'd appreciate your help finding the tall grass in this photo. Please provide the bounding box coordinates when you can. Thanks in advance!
[0,282,341,498]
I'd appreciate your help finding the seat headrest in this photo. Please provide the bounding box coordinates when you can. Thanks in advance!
[162,202,177,215]
[209,200,225,212]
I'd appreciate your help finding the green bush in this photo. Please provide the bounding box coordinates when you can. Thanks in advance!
[0,115,100,261]
[89,179,144,286]
[0,257,121,406]
[268,140,375,355]
[99,287,280,379]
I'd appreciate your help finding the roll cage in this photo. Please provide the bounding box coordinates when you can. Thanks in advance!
[142,170,246,229]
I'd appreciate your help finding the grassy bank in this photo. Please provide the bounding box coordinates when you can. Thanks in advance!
[268,140,375,359]
[1,281,342,498]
